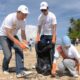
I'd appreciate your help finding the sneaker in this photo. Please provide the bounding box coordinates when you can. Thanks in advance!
[32,65,36,69]
[3,71,9,74]
[22,70,32,75]
[16,73,25,78]
[73,74,78,78]
[16,71,32,78]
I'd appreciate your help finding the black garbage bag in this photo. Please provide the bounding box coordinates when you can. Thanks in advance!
[35,41,53,74]
[36,57,51,74]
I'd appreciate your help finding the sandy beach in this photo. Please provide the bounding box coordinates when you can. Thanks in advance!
[0,45,80,80]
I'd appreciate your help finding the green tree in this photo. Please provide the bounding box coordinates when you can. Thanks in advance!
[68,18,80,40]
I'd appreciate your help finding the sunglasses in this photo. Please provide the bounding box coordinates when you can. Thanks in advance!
[41,9,47,12]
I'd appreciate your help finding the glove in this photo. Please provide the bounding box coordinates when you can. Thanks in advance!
[20,42,26,49]
[14,39,26,49]
[51,63,57,77]
[36,33,40,43]
[22,40,30,49]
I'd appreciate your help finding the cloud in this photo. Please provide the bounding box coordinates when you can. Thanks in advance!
[0,0,80,39]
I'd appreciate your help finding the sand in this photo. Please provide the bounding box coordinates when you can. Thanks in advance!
[0,45,80,80]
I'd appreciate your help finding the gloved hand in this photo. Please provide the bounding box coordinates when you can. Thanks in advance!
[51,63,57,77]
[19,42,26,49]
[14,39,26,49]
[21,40,30,49]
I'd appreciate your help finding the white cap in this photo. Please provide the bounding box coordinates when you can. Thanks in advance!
[40,1,48,10]
[17,5,29,14]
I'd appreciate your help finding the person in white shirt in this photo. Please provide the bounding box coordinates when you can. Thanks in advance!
[36,1,57,76]
[56,36,80,77]
[0,5,32,78]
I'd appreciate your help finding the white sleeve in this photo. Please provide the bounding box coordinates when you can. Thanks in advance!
[37,14,42,26]
[53,49,60,63]
[72,46,80,59]
[3,16,13,29]
[54,49,60,59]
[52,14,57,25]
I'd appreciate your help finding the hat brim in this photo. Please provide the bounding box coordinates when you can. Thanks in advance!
[40,6,47,10]
[21,11,29,14]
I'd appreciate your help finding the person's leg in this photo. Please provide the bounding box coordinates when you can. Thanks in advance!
[13,43,32,78]
[13,44,24,74]
[50,43,56,76]
[63,59,78,77]
[58,61,66,73]
[0,36,12,72]
[13,36,32,77]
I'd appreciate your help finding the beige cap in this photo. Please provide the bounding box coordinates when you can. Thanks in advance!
[40,1,48,10]
[17,5,29,14]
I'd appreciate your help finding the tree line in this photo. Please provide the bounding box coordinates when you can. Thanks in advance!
[68,18,80,44]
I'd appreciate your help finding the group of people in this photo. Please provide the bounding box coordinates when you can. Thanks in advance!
[0,1,80,78]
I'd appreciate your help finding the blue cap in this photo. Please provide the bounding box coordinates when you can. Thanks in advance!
[62,36,71,46]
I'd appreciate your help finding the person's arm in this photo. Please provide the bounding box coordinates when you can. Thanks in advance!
[5,27,19,43]
[51,13,57,44]
[52,24,56,44]
[21,29,29,49]
[36,25,42,43]
[72,47,80,74]
[75,56,80,75]
[51,48,60,77]
[77,59,80,75]
[36,14,42,43]
[5,27,26,49]
[21,29,27,43]
[74,55,80,75]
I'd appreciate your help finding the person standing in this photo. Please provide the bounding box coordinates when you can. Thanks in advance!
[0,5,32,78]
[36,1,57,76]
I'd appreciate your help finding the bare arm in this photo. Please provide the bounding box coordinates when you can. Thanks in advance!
[5,27,19,43]
[38,25,42,34]
[20,30,28,49]
[36,25,42,42]
[5,27,26,49]
[76,58,80,75]
[72,48,80,74]
[21,30,26,41]
[52,24,56,44]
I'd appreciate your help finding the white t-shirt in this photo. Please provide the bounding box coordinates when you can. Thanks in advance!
[0,12,25,36]
[55,44,80,60]
[38,11,57,35]
[61,45,80,59]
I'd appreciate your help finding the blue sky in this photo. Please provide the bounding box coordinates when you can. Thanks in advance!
[0,0,80,39]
